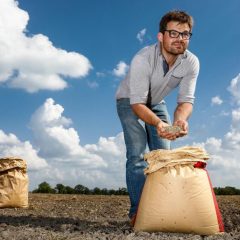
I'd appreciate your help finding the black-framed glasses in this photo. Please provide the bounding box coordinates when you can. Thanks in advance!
[164,29,192,40]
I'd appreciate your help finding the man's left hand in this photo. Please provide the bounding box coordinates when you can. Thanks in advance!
[173,120,189,138]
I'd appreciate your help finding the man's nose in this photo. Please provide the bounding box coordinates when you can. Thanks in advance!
[178,33,184,40]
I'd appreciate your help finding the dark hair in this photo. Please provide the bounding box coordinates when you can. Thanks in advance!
[159,10,194,33]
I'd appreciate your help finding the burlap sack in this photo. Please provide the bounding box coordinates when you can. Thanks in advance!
[134,146,224,235]
[0,157,29,208]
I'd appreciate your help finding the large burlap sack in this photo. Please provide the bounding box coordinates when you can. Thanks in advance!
[134,146,224,235]
[0,157,29,208]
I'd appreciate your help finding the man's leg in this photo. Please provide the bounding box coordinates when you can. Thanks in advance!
[116,98,147,218]
[145,102,171,150]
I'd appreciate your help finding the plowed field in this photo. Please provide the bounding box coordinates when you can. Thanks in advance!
[0,194,239,239]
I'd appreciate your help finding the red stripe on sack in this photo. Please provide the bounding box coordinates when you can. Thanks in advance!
[194,161,207,169]
[204,169,225,232]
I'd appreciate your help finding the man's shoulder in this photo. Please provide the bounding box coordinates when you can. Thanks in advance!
[184,49,199,64]
[131,43,158,67]
[182,50,200,73]
[135,43,157,58]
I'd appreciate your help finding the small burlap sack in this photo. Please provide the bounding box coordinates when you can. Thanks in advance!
[134,146,224,235]
[0,157,29,208]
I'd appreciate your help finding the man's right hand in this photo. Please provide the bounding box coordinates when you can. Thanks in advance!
[156,121,178,141]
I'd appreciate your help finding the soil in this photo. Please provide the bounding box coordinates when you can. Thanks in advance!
[0,194,239,240]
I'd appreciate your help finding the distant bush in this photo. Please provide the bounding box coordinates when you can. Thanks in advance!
[32,182,56,194]
[32,182,128,195]
[214,186,240,195]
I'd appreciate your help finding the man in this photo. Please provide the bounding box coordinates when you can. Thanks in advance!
[116,10,199,224]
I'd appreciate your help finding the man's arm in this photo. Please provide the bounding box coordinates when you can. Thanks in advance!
[175,54,199,135]
[173,102,193,137]
[131,103,176,140]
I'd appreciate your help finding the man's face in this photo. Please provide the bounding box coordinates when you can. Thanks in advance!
[158,21,191,55]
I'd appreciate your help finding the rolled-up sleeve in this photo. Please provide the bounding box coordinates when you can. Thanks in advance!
[177,56,200,104]
[129,55,151,105]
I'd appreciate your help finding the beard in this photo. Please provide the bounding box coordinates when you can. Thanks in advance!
[162,40,188,55]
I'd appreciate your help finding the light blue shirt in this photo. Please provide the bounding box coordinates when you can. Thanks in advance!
[116,43,200,105]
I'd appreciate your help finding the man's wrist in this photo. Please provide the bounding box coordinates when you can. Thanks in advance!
[174,119,186,124]
[155,120,162,128]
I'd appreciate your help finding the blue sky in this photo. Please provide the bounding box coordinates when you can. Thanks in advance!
[0,0,240,190]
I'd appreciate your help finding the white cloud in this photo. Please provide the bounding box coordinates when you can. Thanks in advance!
[220,110,230,116]
[0,130,47,170]
[30,99,103,163]
[85,133,125,158]
[87,81,99,88]
[137,28,147,43]
[205,137,222,151]
[228,74,240,105]
[211,95,223,105]
[232,108,240,125]
[28,98,126,190]
[194,136,240,187]
[193,74,240,187]
[113,61,129,77]
[224,124,240,150]
[0,0,92,92]
[96,72,106,77]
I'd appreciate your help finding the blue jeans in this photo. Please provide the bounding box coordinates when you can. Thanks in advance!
[116,98,171,218]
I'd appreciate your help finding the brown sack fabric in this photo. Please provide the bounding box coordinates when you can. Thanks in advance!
[0,157,29,208]
[134,146,224,235]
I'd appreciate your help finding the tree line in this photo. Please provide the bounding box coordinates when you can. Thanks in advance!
[213,186,240,195]
[32,182,128,195]
[32,182,240,195]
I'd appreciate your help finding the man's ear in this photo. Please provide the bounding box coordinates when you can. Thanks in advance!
[157,32,163,42]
